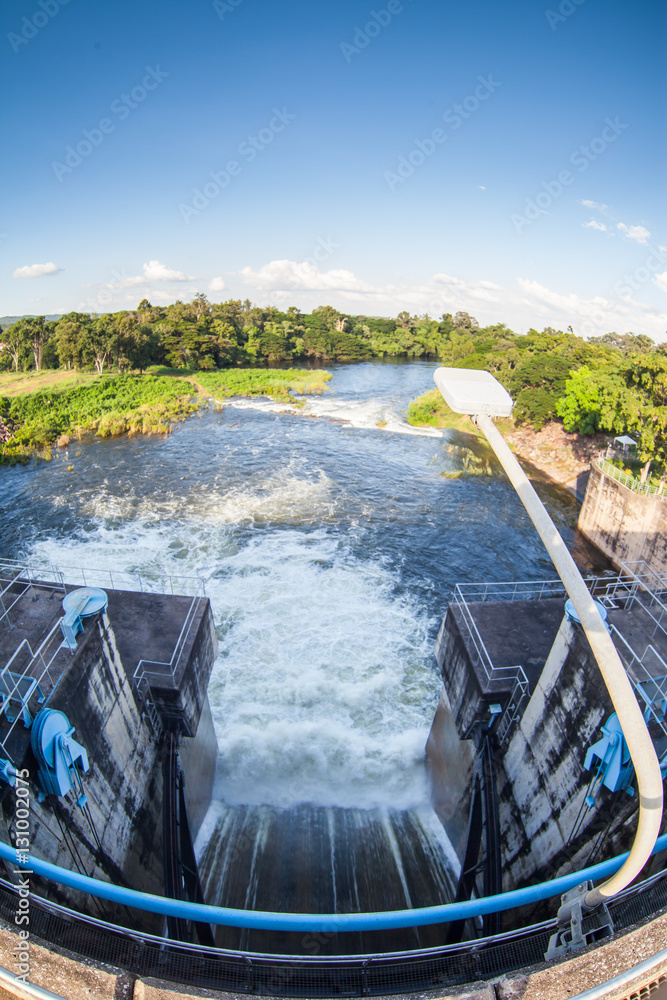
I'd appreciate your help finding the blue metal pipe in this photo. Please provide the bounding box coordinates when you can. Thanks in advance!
[1,835,666,933]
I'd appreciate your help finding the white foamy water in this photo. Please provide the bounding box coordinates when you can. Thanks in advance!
[207,529,437,810]
[224,394,443,437]
[70,466,339,527]
[27,508,439,811]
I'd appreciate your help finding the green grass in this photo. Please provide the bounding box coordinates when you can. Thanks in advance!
[195,367,332,402]
[0,366,333,462]
[406,389,477,432]
[0,374,198,463]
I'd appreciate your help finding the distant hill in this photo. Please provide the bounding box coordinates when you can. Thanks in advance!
[0,315,63,327]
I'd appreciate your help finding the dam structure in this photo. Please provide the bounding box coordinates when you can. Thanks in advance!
[0,557,666,997]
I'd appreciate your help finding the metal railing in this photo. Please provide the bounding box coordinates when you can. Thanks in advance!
[453,574,644,608]
[619,563,667,643]
[597,458,667,498]
[0,620,71,764]
[0,564,66,630]
[1,861,667,996]
[132,596,206,732]
[0,559,206,598]
[496,671,530,743]
[609,624,667,765]
[451,585,532,739]
[622,561,667,597]
[448,569,665,741]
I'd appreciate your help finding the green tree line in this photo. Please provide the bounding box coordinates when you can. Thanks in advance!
[2,295,666,472]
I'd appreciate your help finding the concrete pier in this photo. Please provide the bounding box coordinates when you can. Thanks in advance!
[0,570,218,923]
[429,572,667,914]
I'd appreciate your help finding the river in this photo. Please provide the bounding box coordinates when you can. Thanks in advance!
[0,360,599,951]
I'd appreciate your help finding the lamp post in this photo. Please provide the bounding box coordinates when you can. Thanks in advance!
[433,367,663,910]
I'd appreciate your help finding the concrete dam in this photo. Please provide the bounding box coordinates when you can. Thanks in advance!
[0,556,666,996]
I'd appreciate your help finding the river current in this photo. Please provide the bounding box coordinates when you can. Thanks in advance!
[0,361,597,947]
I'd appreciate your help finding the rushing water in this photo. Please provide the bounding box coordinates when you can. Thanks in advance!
[0,361,599,950]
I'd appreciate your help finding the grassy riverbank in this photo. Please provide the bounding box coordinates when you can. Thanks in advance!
[407,388,607,491]
[0,367,332,464]
[190,367,332,402]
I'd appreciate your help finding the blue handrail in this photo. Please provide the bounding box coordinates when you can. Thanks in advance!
[1,834,667,932]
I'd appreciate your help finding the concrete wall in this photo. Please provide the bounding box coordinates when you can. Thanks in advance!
[425,686,476,863]
[1,602,218,926]
[432,605,640,895]
[434,608,486,739]
[578,462,667,573]
[497,615,640,890]
[1,612,166,925]
[148,601,218,737]
[179,694,217,840]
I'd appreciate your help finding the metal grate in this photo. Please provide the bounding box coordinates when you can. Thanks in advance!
[0,870,665,997]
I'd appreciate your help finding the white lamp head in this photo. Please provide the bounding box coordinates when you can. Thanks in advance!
[433,367,514,418]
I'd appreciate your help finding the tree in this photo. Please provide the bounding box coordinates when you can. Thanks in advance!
[557,355,667,472]
[192,292,211,321]
[452,311,479,330]
[55,313,91,369]
[24,316,50,371]
[80,316,115,374]
[125,324,162,372]
[311,305,342,331]
[3,321,30,371]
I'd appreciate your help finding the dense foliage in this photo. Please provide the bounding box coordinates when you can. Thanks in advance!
[1,296,666,471]
[0,375,198,462]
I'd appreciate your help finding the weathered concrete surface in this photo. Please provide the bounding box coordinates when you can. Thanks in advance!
[106,590,217,736]
[0,584,218,928]
[578,462,667,573]
[434,600,563,740]
[1,611,166,923]
[179,695,217,839]
[425,686,476,863]
[0,924,117,999]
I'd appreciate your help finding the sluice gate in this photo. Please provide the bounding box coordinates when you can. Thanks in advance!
[0,559,667,996]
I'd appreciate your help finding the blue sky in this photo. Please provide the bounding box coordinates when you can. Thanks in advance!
[2,0,666,337]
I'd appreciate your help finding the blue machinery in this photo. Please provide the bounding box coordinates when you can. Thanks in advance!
[31,709,89,805]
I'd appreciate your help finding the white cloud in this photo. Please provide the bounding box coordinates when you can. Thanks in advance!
[581,200,608,212]
[477,185,486,190]
[13,261,62,278]
[654,272,667,294]
[617,222,651,244]
[208,276,225,292]
[583,220,607,232]
[238,260,376,293]
[142,259,193,281]
[105,260,196,291]
[230,259,667,339]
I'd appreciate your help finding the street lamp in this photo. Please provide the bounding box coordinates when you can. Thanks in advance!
[433,367,663,912]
